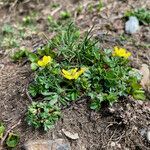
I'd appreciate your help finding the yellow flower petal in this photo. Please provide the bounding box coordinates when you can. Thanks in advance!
[43,56,52,63]
[63,74,73,80]
[61,68,86,80]
[114,46,118,52]
[71,68,78,75]
[37,60,45,67]
[126,52,131,57]
[112,46,131,59]
[37,56,52,67]
[62,69,71,76]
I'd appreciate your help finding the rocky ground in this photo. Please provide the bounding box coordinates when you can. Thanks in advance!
[0,0,150,150]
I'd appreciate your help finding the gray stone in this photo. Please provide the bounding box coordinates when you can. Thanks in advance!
[140,128,147,137]
[24,139,71,150]
[125,16,140,34]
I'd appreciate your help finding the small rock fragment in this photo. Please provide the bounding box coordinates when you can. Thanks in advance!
[62,129,79,140]
[108,107,115,113]
[110,141,116,147]
[139,64,150,89]
[137,100,144,106]
[140,128,147,137]
[125,16,140,34]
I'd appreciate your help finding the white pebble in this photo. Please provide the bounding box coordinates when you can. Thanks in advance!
[110,142,116,147]
[125,16,140,34]
[147,130,150,142]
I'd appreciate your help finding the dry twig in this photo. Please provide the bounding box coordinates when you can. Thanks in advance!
[9,0,18,11]
[26,86,33,103]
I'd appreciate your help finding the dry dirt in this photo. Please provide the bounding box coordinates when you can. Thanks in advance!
[0,0,150,150]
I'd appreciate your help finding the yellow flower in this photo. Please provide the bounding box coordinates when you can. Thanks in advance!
[37,56,52,67]
[112,46,131,59]
[61,68,86,80]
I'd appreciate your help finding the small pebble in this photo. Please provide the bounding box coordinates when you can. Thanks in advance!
[110,142,116,147]
[62,129,79,140]
[125,16,140,34]
[140,128,146,137]
[147,130,150,142]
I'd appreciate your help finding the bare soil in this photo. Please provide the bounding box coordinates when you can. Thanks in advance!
[0,0,150,150]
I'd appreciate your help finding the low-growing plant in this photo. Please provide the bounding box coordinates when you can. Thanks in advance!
[125,8,150,25]
[87,3,94,13]
[26,102,61,131]
[76,5,83,15]
[47,16,62,32]
[0,122,19,148]
[60,11,71,19]
[23,16,32,25]
[1,24,23,49]
[1,36,19,48]
[2,24,14,35]
[0,122,5,139]
[51,3,60,8]
[96,0,103,12]
[11,48,28,61]
[12,23,145,131]
[6,133,19,148]
[47,16,74,33]
[22,12,38,27]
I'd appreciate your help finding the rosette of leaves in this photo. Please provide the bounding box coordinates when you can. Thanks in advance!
[26,102,61,131]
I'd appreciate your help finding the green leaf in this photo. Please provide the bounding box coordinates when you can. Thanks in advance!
[131,82,142,90]
[44,124,54,131]
[133,93,146,100]
[23,16,32,25]
[37,49,45,56]
[47,15,53,22]
[60,11,71,19]
[0,122,5,139]
[41,92,57,96]
[133,90,146,100]
[2,24,14,35]
[28,85,37,97]
[43,94,59,105]
[89,93,103,110]
[105,92,118,105]
[6,133,19,148]
[11,50,26,61]
[67,91,78,101]
[28,53,38,62]
[90,101,101,110]
[49,98,58,105]
[31,63,38,71]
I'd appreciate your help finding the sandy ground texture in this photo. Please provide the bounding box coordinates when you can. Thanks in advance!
[0,0,150,149]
